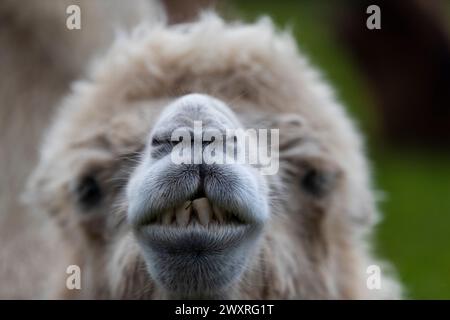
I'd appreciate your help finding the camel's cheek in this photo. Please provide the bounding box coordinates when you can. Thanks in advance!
[105,233,159,299]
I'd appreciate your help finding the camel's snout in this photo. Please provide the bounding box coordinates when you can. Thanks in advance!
[149,93,243,160]
[127,93,269,227]
[125,94,269,297]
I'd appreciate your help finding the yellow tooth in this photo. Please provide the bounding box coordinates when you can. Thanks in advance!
[176,202,191,227]
[162,210,174,225]
[193,198,213,226]
[212,205,224,223]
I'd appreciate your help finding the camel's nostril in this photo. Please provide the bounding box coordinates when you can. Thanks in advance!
[151,137,162,147]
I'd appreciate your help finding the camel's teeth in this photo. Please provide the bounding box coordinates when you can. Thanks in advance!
[212,205,225,223]
[192,197,213,226]
[176,201,191,227]
[162,209,174,225]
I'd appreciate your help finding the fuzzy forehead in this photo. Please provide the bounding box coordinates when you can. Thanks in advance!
[39,13,363,176]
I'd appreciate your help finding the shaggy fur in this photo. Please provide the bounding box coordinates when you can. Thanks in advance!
[0,0,163,298]
[3,5,401,298]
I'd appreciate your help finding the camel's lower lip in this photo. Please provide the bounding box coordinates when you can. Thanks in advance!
[134,222,263,296]
[135,223,256,253]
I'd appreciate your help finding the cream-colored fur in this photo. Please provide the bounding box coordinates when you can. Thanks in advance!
[0,0,163,298]
[2,5,401,298]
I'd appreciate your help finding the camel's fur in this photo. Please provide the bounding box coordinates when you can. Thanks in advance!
[1,3,401,299]
[0,0,163,298]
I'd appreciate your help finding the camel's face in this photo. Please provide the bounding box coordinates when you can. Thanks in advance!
[27,89,342,299]
[25,16,394,299]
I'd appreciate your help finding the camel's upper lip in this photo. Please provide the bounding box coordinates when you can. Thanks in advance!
[145,197,246,228]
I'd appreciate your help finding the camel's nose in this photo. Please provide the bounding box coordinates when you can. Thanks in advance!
[149,93,243,194]
[149,93,242,163]
[151,94,241,143]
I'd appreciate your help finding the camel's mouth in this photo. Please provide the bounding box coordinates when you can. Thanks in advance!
[146,197,245,228]
[135,195,258,259]
[134,196,262,296]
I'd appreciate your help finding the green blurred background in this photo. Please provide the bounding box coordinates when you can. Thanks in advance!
[229,0,450,299]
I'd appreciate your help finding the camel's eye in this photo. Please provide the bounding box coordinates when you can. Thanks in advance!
[76,176,102,210]
[301,168,332,197]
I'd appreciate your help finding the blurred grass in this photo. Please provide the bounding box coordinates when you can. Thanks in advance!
[231,0,450,299]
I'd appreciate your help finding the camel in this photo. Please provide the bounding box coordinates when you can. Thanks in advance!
[1,2,401,299]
